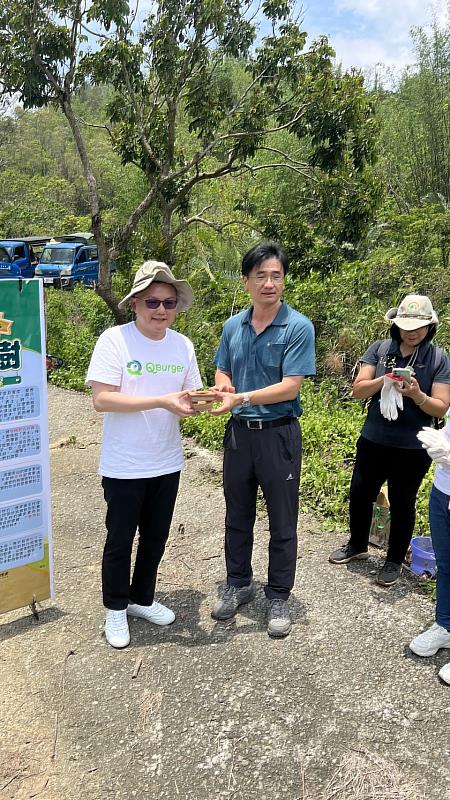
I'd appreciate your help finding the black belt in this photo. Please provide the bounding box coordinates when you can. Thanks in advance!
[232,416,294,430]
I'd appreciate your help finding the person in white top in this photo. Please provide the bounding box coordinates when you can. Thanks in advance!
[410,418,450,684]
[86,261,202,649]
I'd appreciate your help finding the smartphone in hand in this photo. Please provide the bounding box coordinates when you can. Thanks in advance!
[392,367,413,384]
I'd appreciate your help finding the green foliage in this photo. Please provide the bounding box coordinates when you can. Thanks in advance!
[283,215,450,386]
[182,413,228,451]
[2,4,449,541]
[299,380,363,525]
[45,284,116,390]
[0,101,147,250]
[0,168,89,237]
[0,0,379,309]
[176,270,247,386]
[249,133,383,276]
[377,17,450,208]
[167,218,251,372]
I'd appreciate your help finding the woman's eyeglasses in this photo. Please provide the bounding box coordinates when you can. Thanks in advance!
[137,297,178,310]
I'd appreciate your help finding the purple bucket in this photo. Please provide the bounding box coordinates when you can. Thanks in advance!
[410,536,436,578]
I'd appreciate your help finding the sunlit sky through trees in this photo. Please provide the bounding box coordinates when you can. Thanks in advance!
[130,0,448,85]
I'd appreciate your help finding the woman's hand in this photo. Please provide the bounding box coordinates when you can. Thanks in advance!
[352,364,384,400]
[161,391,196,417]
[398,376,425,404]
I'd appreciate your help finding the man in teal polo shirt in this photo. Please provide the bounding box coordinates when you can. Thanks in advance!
[210,241,315,637]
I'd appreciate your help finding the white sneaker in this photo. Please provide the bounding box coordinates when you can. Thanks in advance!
[127,601,175,626]
[409,622,450,657]
[104,609,130,649]
[438,662,450,685]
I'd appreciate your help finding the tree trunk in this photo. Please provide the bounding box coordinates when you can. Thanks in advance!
[96,279,128,324]
[61,98,123,320]
[161,205,175,266]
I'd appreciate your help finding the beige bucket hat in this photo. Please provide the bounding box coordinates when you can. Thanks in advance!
[385,294,438,331]
[118,260,194,311]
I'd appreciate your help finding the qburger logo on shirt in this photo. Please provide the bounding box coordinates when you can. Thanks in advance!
[127,360,184,377]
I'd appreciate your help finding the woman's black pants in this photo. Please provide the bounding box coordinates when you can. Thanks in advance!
[101,472,180,610]
[349,436,431,565]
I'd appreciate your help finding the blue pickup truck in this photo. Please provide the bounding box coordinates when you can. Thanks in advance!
[0,236,51,279]
[34,233,113,288]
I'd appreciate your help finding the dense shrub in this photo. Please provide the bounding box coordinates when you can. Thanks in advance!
[45,283,116,389]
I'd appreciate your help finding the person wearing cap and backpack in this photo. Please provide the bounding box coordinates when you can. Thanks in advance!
[329,294,450,586]
[86,261,202,649]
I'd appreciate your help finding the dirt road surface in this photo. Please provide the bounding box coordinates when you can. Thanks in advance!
[1,385,449,800]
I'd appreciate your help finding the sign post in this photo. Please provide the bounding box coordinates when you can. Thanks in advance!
[0,279,53,614]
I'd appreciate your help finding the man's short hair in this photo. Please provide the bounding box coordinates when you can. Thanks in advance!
[241,241,289,277]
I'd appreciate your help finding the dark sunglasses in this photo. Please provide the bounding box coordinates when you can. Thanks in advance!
[138,297,178,310]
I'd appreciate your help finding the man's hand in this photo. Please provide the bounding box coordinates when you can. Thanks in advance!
[161,391,196,417]
[213,369,235,393]
[209,391,240,416]
[212,382,236,393]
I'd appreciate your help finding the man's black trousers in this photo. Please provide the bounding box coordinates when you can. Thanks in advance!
[222,417,302,600]
[101,472,180,610]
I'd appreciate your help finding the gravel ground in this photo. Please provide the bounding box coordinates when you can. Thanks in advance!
[1,384,450,800]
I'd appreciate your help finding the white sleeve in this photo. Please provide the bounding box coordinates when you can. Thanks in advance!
[86,329,123,387]
[182,347,202,391]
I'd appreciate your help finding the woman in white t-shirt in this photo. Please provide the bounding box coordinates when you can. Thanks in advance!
[410,417,450,684]
[86,261,202,649]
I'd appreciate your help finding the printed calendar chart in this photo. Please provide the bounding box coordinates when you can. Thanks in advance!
[0,279,53,614]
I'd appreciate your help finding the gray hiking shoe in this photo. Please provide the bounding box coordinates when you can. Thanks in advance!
[211,583,255,620]
[329,542,369,564]
[377,560,401,586]
[267,598,292,638]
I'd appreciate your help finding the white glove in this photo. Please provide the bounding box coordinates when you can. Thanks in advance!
[417,426,450,466]
[380,375,404,421]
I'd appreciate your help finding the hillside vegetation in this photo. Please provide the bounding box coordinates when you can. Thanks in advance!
[1,8,450,534]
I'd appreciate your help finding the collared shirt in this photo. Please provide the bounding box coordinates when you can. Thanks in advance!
[214,301,316,420]
[361,338,450,448]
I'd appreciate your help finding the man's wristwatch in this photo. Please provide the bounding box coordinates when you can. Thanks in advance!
[241,392,251,408]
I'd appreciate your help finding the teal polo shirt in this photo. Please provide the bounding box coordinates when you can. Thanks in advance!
[214,301,316,420]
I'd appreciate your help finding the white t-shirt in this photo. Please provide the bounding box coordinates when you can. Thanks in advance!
[434,417,450,496]
[86,322,202,479]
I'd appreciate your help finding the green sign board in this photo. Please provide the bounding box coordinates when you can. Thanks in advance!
[0,279,53,614]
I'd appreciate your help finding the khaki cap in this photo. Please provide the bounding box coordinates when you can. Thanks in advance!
[118,260,194,311]
[385,294,438,331]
